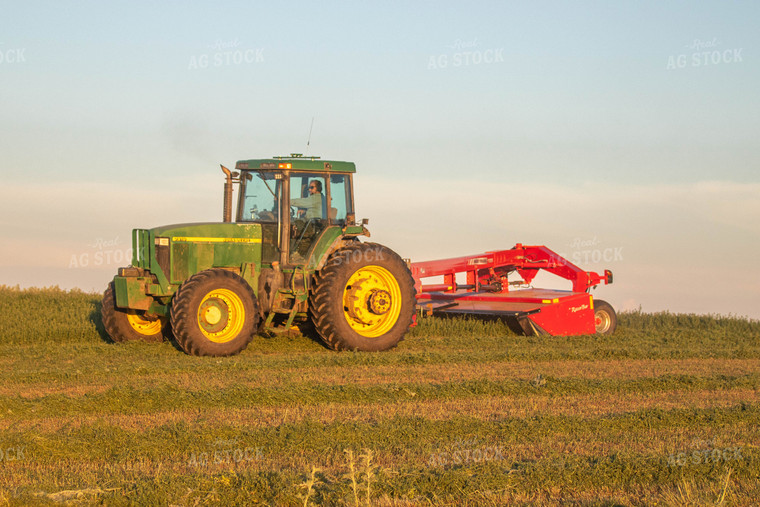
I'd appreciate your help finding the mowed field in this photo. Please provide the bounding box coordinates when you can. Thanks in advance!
[0,286,758,506]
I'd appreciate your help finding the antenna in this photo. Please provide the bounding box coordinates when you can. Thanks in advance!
[306,117,315,154]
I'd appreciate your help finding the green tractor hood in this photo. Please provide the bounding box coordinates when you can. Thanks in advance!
[132,222,264,291]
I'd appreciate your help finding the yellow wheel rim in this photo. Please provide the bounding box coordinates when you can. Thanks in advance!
[126,311,163,336]
[343,265,402,338]
[197,288,245,343]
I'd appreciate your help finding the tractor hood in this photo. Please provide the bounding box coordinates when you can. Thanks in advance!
[150,222,261,241]
[131,222,266,290]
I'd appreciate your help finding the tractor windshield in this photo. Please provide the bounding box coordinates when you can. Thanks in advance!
[239,171,280,222]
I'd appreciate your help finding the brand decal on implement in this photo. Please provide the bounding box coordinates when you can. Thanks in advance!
[570,304,589,313]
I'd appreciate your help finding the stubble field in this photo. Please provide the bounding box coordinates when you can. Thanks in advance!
[0,286,758,505]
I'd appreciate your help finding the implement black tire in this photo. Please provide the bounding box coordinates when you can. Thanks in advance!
[310,242,416,351]
[593,299,617,335]
[101,282,165,343]
[170,269,259,357]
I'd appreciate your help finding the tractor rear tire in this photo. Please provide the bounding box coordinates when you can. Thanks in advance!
[170,269,259,356]
[101,282,165,343]
[593,299,617,335]
[310,242,416,351]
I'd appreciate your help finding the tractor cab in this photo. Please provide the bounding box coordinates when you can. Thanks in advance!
[229,154,358,266]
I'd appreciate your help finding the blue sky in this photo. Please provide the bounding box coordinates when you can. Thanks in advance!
[1,1,758,317]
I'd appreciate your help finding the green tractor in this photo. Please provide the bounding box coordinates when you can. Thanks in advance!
[101,155,416,356]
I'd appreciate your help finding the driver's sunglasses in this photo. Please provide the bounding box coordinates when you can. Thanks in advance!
[309,185,317,189]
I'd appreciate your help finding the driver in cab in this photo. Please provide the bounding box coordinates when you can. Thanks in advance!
[291,180,323,219]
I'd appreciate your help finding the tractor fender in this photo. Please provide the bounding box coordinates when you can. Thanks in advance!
[314,237,361,271]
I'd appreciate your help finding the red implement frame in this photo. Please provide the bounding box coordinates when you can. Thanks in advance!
[410,244,613,336]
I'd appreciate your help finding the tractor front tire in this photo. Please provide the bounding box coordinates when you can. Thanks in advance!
[593,299,617,335]
[101,282,165,343]
[310,242,416,351]
[170,269,259,356]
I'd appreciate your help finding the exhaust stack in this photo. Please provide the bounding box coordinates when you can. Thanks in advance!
[221,164,234,222]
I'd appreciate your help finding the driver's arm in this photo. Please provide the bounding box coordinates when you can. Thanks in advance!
[290,196,309,207]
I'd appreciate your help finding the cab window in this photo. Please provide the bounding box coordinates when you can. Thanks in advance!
[328,174,352,224]
[290,174,326,220]
[240,171,279,222]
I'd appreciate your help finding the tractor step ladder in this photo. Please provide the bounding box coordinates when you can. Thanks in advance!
[263,266,309,334]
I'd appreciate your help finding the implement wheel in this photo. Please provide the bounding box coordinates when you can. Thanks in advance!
[102,282,165,343]
[310,242,415,351]
[593,299,617,335]
[170,269,259,356]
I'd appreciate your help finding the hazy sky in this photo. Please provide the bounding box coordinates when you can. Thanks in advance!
[1,1,758,318]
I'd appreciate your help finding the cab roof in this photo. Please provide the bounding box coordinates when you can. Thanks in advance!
[235,154,356,173]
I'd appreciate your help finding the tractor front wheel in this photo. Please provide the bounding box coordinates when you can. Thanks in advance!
[101,282,166,343]
[593,299,617,335]
[310,242,416,351]
[170,269,259,356]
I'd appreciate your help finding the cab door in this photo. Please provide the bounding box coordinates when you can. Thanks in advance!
[288,173,327,263]
[237,170,282,263]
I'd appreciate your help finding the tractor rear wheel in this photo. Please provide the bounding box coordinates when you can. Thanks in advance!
[101,282,165,343]
[593,299,617,335]
[310,242,415,351]
[170,269,259,356]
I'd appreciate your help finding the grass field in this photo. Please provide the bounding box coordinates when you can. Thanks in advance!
[0,285,758,506]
